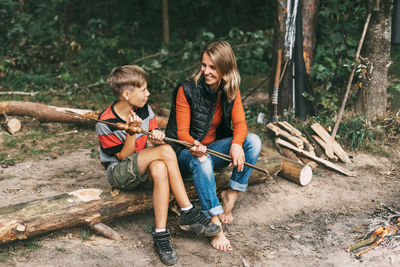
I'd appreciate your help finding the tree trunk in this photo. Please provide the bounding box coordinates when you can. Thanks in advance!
[355,1,392,119]
[302,0,320,75]
[274,0,291,111]
[274,0,319,113]
[162,0,170,43]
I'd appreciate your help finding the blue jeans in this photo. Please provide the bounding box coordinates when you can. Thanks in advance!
[177,133,262,219]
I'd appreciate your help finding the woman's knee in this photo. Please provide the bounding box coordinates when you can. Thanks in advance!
[245,133,262,154]
[190,155,214,178]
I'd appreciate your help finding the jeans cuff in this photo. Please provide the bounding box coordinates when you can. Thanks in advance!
[202,205,224,219]
[228,179,248,192]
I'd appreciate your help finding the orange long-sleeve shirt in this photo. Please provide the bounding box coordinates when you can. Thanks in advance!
[176,85,247,146]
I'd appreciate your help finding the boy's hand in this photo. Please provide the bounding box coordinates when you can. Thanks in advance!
[128,110,142,127]
[149,129,165,145]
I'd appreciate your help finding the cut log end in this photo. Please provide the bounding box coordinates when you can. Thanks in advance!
[279,157,313,186]
[299,165,313,186]
[1,113,22,135]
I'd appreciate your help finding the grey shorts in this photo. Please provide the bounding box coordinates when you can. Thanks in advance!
[107,153,152,190]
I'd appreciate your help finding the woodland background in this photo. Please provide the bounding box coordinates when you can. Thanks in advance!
[1,0,400,151]
[1,1,400,266]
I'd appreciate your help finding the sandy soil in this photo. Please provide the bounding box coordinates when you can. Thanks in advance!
[1,135,400,266]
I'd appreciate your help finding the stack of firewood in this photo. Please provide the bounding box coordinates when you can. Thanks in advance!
[266,121,354,177]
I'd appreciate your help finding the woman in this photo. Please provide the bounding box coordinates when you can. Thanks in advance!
[165,41,261,251]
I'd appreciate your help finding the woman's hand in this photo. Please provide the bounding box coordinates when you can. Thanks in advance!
[230,143,245,172]
[189,140,207,157]
[149,129,165,145]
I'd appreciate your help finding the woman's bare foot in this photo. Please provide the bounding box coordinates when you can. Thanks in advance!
[210,216,232,251]
[218,189,238,224]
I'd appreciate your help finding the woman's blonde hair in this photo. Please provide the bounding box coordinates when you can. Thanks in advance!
[107,65,148,99]
[191,41,240,101]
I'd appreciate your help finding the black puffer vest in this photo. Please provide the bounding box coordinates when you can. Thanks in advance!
[165,76,234,156]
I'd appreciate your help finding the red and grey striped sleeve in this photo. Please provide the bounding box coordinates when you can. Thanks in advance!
[97,122,124,156]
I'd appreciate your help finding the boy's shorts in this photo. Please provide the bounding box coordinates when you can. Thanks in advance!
[107,153,151,190]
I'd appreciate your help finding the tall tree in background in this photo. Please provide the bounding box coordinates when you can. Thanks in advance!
[162,0,169,43]
[354,0,392,119]
[273,0,319,115]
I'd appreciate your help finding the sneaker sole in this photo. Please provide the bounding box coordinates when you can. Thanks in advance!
[179,225,221,237]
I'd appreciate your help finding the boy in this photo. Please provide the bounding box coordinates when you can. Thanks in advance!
[95,65,220,266]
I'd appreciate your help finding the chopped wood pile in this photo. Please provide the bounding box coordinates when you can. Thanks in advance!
[266,121,354,176]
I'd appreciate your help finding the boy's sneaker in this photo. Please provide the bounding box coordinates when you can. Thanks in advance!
[153,229,178,266]
[179,206,221,237]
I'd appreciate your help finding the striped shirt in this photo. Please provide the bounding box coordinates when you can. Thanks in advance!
[95,102,158,173]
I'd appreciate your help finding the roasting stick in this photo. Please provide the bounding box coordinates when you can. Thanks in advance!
[64,110,268,174]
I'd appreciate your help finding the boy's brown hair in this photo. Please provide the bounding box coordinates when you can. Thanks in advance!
[107,65,149,99]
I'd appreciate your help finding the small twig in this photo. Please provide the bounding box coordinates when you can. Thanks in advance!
[0,91,39,96]
[242,75,270,103]
[355,239,382,257]
[167,63,198,79]
[133,51,164,64]
[331,12,372,138]
[78,81,105,90]
[56,130,78,136]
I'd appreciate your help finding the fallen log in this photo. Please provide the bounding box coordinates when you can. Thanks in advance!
[0,151,285,244]
[0,101,168,128]
[0,101,99,124]
[279,157,312,186]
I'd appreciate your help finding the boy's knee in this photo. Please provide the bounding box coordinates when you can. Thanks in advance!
[157,144,176,158]
[149,160,168,178]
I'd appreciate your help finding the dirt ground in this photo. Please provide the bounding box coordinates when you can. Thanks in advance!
[1,121,400,267]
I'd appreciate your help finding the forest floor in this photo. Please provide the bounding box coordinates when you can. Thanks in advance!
[1,112,400,267]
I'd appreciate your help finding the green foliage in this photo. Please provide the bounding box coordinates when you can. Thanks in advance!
[0,152,16,166]
[311,0,368,124]
[389,45,400,77]
[336,116,376,150]
[0,0,273,105]
[80,227,92,241]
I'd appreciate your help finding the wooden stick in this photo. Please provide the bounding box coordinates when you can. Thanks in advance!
[346,236,378,252]
[311,123,350,163]
[276,138,355,176]
[331,13,372,138]
[64,111,269,175]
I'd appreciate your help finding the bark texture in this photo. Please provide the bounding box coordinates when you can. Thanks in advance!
[0,150,284,244]
[355,2,392,119]
[302,0,320,74]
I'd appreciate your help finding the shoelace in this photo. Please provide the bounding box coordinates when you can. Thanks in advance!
[157,238,173,252]
[192,210,210,226]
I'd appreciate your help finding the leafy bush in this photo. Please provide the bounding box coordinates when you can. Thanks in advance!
[311,0,368,124]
